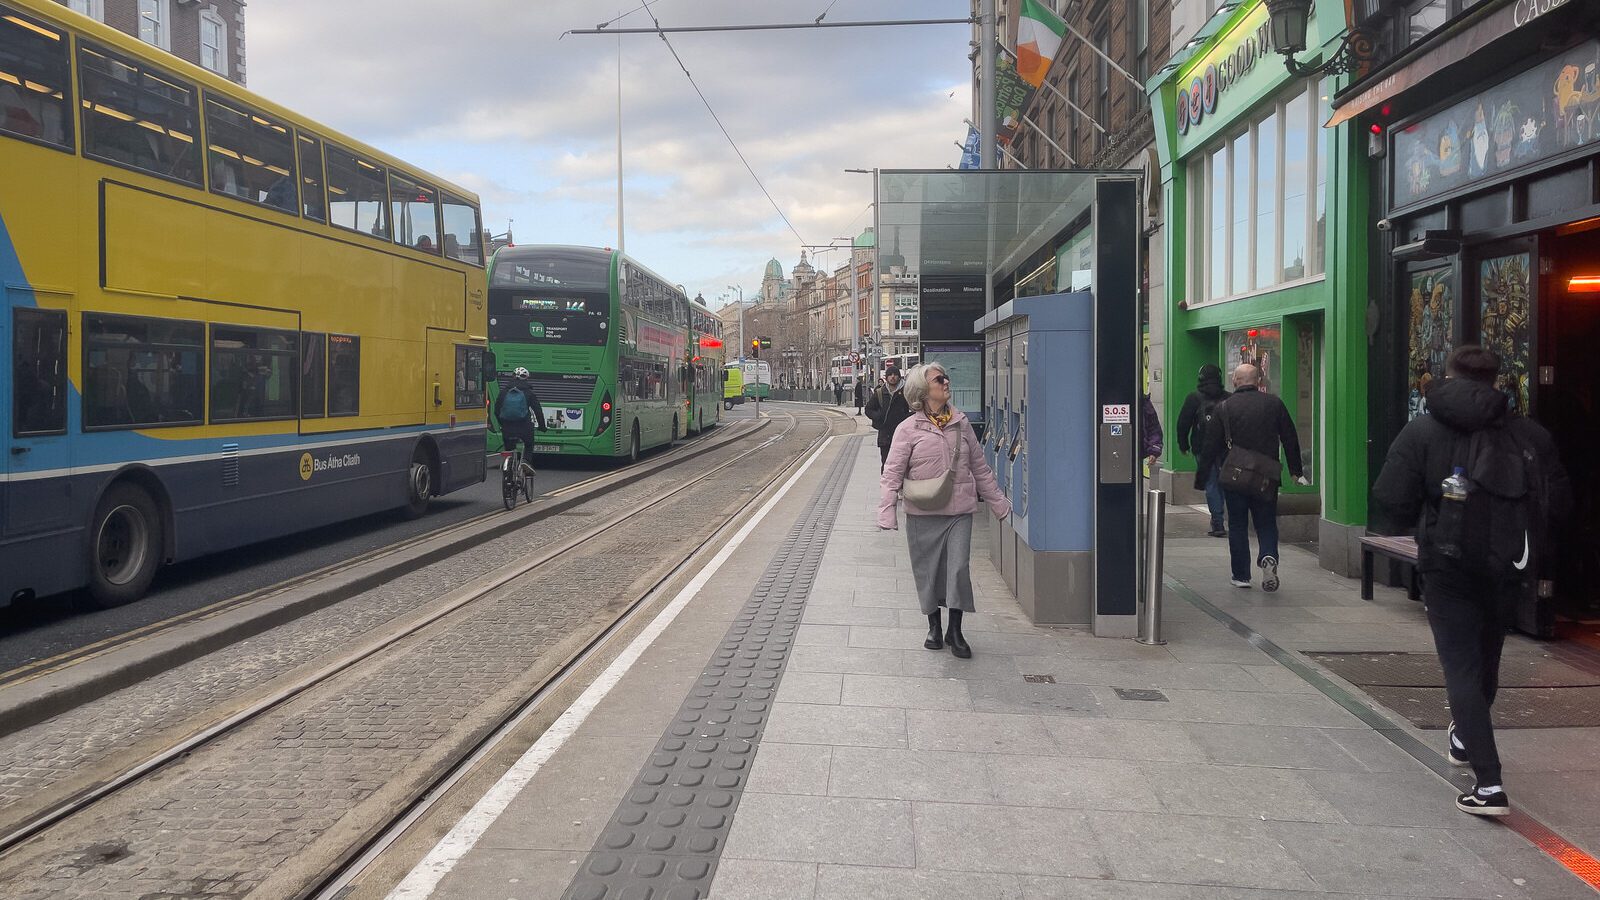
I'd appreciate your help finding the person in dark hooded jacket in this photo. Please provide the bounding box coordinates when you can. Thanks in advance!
[1177,364,1230,536]
[1373,345,1570,818]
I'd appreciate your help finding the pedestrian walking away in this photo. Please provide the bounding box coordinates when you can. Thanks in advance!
[1373,345,1570,818]
[834,379,845,407]
[1200,363,1307,592]
[1176,363,1231,536]
[854,378,866,415]
[1141,393,1164,481]
[878,363,1011,659]
[864,363,913,471]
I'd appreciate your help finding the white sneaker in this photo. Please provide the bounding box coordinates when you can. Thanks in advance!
[1231,578,1252,589]
[1260,557,1280,593]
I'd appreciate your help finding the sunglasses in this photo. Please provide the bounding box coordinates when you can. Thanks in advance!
[932,375,950,385]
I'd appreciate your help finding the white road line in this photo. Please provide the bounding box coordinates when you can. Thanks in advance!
[385,435,839,900]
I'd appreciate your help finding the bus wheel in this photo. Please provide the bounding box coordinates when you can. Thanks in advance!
[85,483,161,609]
[402,446,434,519]
[629,423,641,464]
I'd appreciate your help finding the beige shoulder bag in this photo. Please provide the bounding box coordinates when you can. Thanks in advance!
[902,423,963,510]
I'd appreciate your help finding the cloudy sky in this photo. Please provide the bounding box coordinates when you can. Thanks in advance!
[248,1,974,307]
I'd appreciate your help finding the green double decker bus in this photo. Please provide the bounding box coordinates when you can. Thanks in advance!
[487,245,719,460]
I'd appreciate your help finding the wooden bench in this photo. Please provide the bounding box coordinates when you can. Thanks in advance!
[1359,535,1421,602]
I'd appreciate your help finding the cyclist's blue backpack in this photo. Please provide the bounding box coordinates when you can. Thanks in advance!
[501,385,531,421]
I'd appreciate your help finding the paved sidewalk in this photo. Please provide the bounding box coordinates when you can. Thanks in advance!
[712,441,1595,898]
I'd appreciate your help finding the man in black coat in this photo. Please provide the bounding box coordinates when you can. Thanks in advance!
[1373,345,1570,817]
[1175,364,1230,537]
[863,363,912,471]
[1200,364,1306,592]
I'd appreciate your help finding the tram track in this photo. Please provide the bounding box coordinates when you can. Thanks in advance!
[0,419,764,738]
[0,406,855,899]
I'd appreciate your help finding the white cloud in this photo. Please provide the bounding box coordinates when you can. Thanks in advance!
[248,1,974,293]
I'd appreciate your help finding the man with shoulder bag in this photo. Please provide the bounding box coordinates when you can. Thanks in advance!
[1200,363,1306,591]
[1373,346,1570,817]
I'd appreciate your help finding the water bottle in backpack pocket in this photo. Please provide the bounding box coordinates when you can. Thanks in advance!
[1427,431,1540,578]
[1432,467,1470,560]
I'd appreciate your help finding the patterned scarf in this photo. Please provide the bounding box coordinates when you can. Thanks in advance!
[925,409,953,429]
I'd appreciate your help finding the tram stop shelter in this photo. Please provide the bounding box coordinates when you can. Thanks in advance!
[875,171,1145,636]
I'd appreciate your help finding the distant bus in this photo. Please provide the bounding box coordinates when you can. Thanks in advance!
[486,245,696,460]
[883,352,921,375]
[722,363,745,409]
[0,0,489,608]
[828,354,861,390]
[742,360,772,399]
[687,299,724,433]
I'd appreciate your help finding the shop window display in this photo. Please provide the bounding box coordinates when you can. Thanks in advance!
[1406,263,1454,420]
[1478,252,1532,415]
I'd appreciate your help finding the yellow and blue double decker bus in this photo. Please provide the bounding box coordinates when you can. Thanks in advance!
[0,0,489,608]
[487,245,703,461]
[687,298,723,433]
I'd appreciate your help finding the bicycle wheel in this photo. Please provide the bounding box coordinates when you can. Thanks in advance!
[521,471,535,504]
[501,461,517,511]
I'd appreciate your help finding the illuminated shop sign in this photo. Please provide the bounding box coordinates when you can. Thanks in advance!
[1176,1,1275,136]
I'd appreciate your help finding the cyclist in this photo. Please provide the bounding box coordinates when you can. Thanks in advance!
[494,367,548,468]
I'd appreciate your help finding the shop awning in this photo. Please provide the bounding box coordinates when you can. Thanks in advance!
[1326,0,1526,128]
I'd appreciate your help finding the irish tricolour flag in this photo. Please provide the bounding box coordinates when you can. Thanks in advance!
[1016,0,1066,88]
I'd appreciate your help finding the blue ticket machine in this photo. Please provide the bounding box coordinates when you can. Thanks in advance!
[979,294,1097,624]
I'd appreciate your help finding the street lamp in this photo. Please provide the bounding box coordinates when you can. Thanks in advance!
[1264,0,1376,78]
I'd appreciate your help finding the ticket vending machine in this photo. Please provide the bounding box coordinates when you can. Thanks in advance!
[979,295,1095,623]
[976,177,1142,636]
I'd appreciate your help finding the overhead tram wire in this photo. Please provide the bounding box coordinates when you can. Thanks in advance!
[639,2,808,247]
[813,0,842,25]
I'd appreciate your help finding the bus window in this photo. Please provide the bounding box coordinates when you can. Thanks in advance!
[390,172,440,254]
[204,95,297,214]
[0,7,74,151]
[327,333,359,416]
[297,133,325,222]
[12,307,67,436]
[455,345,484,409]
[77,43,201,186]
[300,331,325,418]
[209,326,297,422]
[83,314,203,429]
[441,192,483,266]
[326,144,388,239]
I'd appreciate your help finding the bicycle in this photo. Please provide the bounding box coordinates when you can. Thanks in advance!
[499,439,535,510]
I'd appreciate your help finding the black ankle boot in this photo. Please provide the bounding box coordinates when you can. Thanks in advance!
[945,609,972,659]
[924,611,944,650]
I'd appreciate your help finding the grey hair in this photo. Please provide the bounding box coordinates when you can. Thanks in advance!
[902,362,949,412]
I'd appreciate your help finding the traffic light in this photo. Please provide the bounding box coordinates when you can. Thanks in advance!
[750,337,761,358]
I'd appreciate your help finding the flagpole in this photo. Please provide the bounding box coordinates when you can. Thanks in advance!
[980,0,996,169]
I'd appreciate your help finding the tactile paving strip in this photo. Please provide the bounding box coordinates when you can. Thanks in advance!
[562,437,860,900]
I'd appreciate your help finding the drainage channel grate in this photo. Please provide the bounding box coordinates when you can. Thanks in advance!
[562,437,860,900]
[1112,688,1168,702]
[1308,651,1600,730]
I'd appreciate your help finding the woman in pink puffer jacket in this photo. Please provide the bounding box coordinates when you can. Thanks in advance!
[878,362,1010,659]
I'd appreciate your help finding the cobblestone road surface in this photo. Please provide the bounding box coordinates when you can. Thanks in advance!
[0,412,836,898]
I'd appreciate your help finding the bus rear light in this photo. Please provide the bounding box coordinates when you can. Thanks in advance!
[601,401,612,412]
[596,392,613,435]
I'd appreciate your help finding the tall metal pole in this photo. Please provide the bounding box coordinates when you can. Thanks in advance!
[616,22,626,257]
[979,0,996,169]
[871,168,881,382]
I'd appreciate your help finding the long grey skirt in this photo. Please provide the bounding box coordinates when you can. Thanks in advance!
[905,513,975,614]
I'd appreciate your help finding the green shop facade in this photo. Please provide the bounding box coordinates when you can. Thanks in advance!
[1147,0,1375,574]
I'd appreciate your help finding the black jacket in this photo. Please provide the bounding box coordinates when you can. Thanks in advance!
[1199,385,1304,484]
[1372,377,1570,573]
[1175,367,1230,457]
[494,380,548,432]
[864,384,912,448]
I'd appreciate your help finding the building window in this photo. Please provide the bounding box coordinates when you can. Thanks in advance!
[1134,0,1150,81]
[1096,32,1110,151]
[66,0,103,21]
[200,9,227,76]
[1189,80,1325,303]
[137,0,170,51]
[1406,0,1447,46]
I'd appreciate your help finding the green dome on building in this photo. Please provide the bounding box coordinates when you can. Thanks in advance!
[853,227,876,249]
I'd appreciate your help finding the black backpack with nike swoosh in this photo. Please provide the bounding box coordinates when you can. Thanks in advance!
[1428,427,1547,580]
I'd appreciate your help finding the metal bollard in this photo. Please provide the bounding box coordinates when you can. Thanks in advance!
[1137,488,1167,646]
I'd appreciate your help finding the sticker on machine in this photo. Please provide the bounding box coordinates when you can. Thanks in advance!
[1102,403,1131,424]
